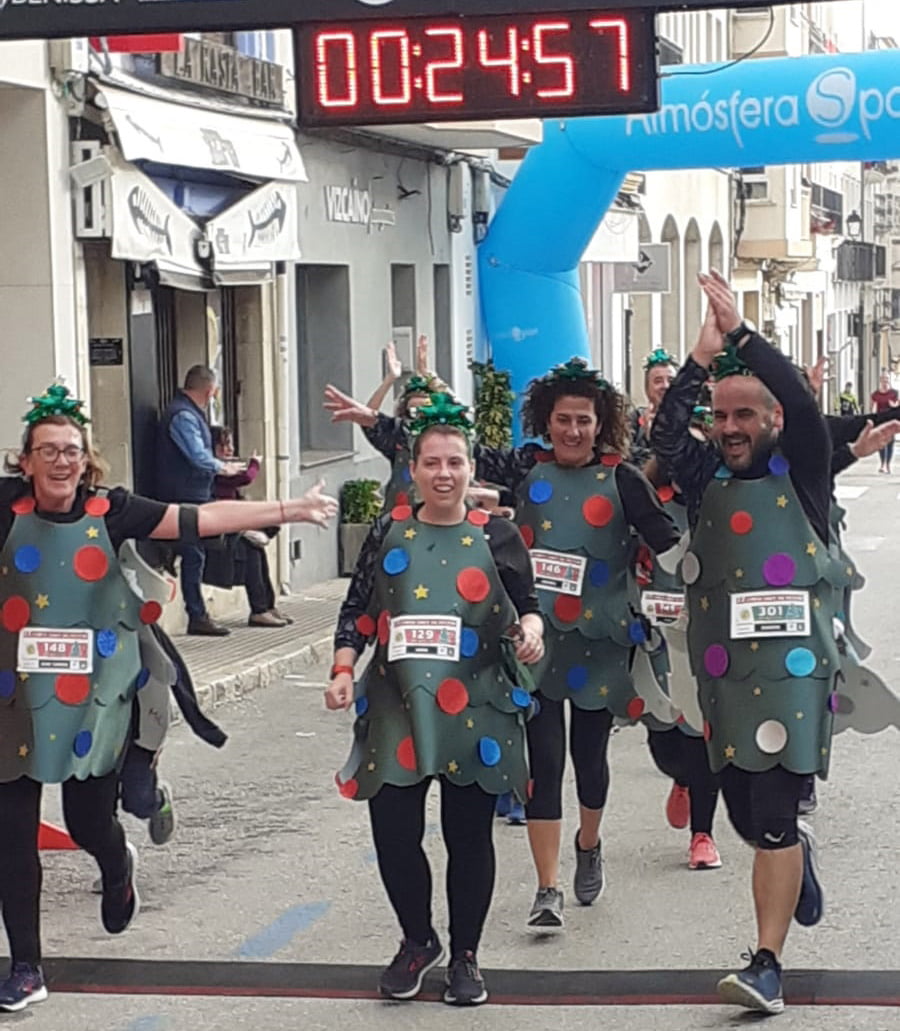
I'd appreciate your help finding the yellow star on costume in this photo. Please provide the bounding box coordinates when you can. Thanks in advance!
[724,744,736,759]
[460,535,474,547]
[776,495,788,508]
[700,596,710,611]
[466,718,475,729]
[596,472,607,481]
[492,604,501,614]
[86,526,100,539]
[18,672,28,682]
[796,712,804,720]
[806,541,817,556]
[367,762,376,772]
[35,594,49,610]
[414,584,429,600]
[18,744,28,758]
[735,568,744,579]
[599,686,609,697]
[750,641,760,652]
[541,520,553,531]
[404,528,417,540]
[846,566,854,577]
[821,747,829,756]
[813,597,821,609]
[448,760,459,774]
[49,733,56,741]
[584,609,594,620]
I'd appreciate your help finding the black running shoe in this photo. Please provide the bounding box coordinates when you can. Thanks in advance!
[101,842,140,934]
[0,963,48,1013]
[717,948,784,1014]
[794,821,824,926]
[444,951,488,1006]
[378,936,445,1000]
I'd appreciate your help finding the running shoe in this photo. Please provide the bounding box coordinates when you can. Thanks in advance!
[444,951,488,1006]
[717,948,784,1014]
[794,821,824,926]
[0,964,47,1013]
[573,832,604,905]
[797,777,817,816]
[506,799,527,825]
[378,936,445,1000]
[494,792,512,818]
[666,783,691,830]
[688,832,722,870]
[101,841,140,934]
[148,781,176,845]
[526,886,565,933]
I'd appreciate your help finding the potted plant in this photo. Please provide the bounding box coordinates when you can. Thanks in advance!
[339,478,383,575]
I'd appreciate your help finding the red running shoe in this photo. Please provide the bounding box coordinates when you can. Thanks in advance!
[688,832,722,870]
[665,782,690,830]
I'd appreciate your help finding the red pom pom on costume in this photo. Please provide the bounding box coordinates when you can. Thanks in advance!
[730,511,754,535]
[396,736,417,771]
[338,778,359,799]
[467,509,490,527]
[140,601,162,625]
[392,505,413,522]
[356,614,376,637]
[600,454,623,467]
[2,596,30,633]
[554,595,582,623]
[73,546,109,583]
[456,568,490,603]
[55,674,91,706]
[582,495,614,528]
[377,610,391,645]
[85,496,111,517]
[436,678,469,715]
[11,497,35,516]
[519,524,535,549]
[626,697,646,720]
[657,486,675,504]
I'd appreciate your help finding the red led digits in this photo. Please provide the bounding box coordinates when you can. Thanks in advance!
[315,31,359,109]
[588,18,631,92]
[423,26,464,104]
[532,21,574,99]
[370,29,412,106]
[477,26,521,97]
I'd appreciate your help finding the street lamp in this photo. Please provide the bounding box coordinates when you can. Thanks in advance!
[846,209,862,239]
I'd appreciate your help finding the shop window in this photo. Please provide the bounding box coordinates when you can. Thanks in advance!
[297,264,353,464]
[433,264,453,385]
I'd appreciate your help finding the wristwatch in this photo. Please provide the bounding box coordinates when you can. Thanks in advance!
[725,319,756,347]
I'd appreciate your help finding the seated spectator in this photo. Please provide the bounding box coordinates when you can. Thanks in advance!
[204,427,291,628]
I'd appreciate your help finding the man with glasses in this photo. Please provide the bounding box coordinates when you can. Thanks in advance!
[156,366,242,636]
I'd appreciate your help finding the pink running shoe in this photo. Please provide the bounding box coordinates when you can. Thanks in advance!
[665,783,690,830]
[689,833,722,870]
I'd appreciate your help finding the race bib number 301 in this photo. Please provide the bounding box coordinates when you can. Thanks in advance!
[17,627,94,674]
[531,549,587,596]
[388,615,462,662]
[729,590,811,639]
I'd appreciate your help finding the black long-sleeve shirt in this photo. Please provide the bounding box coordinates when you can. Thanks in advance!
[651,335,832,545]
[474,443,680,555]
[334,510,540,653]
[363,414,407,462]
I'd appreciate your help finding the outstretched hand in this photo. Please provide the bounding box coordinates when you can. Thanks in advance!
[691,303,724,369]
[850,419,900,459]
[295,480,339,528]
[323,384,376,426]
[416,334,429,375]
[384,341,402,381]
[806,355,827,399]
[699,270,742,336]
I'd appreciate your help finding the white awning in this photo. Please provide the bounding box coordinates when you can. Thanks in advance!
[96,84,307,183]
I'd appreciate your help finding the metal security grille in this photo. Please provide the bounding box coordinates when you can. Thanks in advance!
[154,285,178,416]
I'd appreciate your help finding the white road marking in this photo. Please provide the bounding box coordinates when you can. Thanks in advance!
[835,485,869,501]
[843,536,885,552]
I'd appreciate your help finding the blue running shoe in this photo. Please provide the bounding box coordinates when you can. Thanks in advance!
[494,792,512,818]
[794,821,824,926]
[717,949,784,1015]
[0,963,48,1013]
[506,799,527,825]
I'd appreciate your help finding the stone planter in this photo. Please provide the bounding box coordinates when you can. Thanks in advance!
[339,522,371,576]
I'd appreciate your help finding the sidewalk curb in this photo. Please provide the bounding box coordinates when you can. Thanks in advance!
[175,633,333,724]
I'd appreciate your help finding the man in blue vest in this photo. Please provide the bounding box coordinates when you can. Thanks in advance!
[156,366,242,636]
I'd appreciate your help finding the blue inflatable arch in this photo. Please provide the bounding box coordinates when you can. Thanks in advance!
[478,50,900,410]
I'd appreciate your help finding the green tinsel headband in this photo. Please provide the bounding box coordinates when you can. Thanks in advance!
[643,347,677,371]
[541,357,609,391]
[407,392,474,439]
[709,344,752,382]
[401,374,438,399]
[24,383,90,426]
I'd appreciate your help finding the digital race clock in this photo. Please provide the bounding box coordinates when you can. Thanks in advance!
[294,9,658,127]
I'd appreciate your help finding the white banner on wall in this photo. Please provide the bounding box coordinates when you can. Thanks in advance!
[207,181,302,271]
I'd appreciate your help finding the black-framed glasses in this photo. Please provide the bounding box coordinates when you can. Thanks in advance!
[30,444,85,463]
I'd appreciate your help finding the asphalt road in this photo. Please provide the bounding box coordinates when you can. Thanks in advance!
[14,456,900,1030]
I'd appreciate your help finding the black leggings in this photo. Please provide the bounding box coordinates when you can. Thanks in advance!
[368,779,496,958]
[0,772,128,966]
[719,765,807,850]
[647,727,720,835]
[525,693,613,821]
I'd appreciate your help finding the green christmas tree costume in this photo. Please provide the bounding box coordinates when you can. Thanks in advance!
[516,455,662,719]
[0,491,152,784]
[684,456,852,777]
[336,506,534,801]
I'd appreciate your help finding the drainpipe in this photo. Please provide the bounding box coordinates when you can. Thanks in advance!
[274,264,291,595]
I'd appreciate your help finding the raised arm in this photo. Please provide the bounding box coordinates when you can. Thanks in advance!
[366,342,403,412]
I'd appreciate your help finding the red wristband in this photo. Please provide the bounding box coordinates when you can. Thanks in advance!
[331,664,354,678]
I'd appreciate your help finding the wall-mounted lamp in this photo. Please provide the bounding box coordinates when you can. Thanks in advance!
[846,210,862,239]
